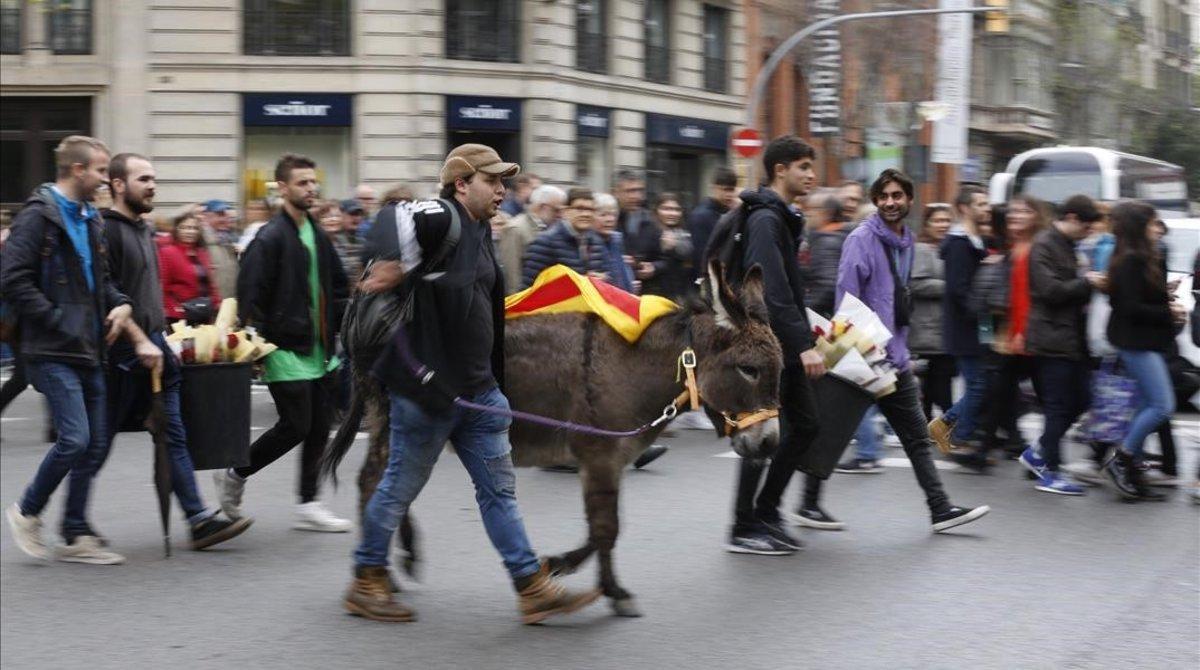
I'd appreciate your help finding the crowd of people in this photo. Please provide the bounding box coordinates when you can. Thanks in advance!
[0,133,1197,624]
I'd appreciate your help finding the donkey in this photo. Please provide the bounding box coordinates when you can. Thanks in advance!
[327,265,783,618]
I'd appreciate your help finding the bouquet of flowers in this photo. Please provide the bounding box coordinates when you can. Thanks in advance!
[165,298,277,364]
[807,294,898,398]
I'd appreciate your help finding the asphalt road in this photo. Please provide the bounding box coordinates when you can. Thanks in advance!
[1,383,1198,670]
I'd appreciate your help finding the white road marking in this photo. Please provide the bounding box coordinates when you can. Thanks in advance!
[712,451,961,471]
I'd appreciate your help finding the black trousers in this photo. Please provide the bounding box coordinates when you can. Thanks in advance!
[1034,357,1091,471]
[734,366,818,533]
[978,353,1040,446]
[807,371,951,514]
[235,376,333,503]
[0,344,30,412]
[918,354,957,420]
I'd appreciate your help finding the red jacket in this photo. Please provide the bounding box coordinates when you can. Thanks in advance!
[158,240,221,321]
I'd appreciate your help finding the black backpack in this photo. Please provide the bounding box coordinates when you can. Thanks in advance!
[702,203,755,289]
[341,199,461,365]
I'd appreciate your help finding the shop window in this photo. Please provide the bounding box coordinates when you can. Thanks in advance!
[48,0,91,55]
[577,136,609,193]
[446,0,520,63]
[0,97,91,210]
[1,0,20,54]
[702,5,728,93]
[576,0,607,74]
[644,0,670,84]
[243,0,350,56]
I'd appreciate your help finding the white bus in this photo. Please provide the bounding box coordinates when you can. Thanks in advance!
[988,147,1190,218]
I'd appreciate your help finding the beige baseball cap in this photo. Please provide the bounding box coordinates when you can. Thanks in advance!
[439,144,520,186]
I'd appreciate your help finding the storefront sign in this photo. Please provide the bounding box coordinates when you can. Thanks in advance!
[243,93,352,127]
[932,0,972,164]
[577,106,610,138]
[807,0,841,136]
[448,96,522,131]
[645,114,729,152]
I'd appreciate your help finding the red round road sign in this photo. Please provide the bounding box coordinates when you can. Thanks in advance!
[731,127,764,158]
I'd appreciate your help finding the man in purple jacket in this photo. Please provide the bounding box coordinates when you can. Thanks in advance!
[822,169,990,532]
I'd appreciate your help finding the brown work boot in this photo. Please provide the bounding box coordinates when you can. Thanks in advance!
[515,562,602,625]
[344,566,416,622]
[928,416,955,455]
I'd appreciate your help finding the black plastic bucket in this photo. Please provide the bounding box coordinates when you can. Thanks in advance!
[180,362,252,470]
[799,374,875,480]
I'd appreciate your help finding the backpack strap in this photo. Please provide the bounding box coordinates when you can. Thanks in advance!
[423,198,461,276]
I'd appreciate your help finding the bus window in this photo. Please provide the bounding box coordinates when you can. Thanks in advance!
[1117,156,1188,217]
[1013,152,1103,206]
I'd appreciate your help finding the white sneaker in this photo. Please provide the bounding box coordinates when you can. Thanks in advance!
[212,469,246,520]
[6,503,50,560]
[294,501,353,533]
[57,536,125,565]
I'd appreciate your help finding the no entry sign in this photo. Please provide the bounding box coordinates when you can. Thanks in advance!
[731,127,764,158]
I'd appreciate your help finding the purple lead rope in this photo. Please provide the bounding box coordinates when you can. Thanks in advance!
[391,323,675,439]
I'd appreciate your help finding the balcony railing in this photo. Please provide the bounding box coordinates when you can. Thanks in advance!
[704,57,727,93]
[577,29,606,73]
[1,6,20,54]
[645,44,670,84]
[48,8,91,55]
[446,17,520,63]
[244,8,350,56]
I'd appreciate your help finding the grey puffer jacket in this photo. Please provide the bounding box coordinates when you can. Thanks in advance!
[908,241,946,355]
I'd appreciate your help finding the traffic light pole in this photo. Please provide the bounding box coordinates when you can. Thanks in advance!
[744,4,999,170]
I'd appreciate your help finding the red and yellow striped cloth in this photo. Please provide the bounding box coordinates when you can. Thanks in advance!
[504,265,678,343]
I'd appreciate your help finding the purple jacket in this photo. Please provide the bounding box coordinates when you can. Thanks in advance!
[835,212,914,369]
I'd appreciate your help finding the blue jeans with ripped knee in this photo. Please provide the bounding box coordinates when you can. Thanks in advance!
[354,386,540,580]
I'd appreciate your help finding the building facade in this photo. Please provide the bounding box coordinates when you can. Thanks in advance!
[1,0,747,212]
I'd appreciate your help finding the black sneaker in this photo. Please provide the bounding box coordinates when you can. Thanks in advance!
[931,505,990,533]
[190,514,254,550]
[725,529,796,555]
[633,444,669,469]
[756,518,804,550]
[834,458,884,474]
[788,505,845,531]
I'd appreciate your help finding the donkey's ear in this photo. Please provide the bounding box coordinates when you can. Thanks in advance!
[739,264,770,324]
[708,259,746,330]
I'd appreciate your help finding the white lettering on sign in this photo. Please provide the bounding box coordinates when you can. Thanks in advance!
[263,101,332,117]
[680,125,706,139]
[580,114,608,128]
[460,105,513,120]
[807,0,840,135]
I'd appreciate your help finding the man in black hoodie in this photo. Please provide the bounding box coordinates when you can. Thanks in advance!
[102,153,252,549]
[725,136,825,556]
[687,166,739,280]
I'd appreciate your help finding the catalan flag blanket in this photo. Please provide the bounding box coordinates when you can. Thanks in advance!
[504,265,678,343]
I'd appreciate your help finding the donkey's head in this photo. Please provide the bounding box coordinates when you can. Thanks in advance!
[690,262,784,460]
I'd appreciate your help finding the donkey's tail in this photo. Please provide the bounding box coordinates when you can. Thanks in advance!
[321,387,366,490]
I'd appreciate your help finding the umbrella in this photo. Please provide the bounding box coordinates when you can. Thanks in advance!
[145,364,173,557]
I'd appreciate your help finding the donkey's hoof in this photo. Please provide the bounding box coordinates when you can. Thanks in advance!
[610,597,643,618]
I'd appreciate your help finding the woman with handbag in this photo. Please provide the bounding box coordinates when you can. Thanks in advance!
[159,211,221,324]
[1102,201,1187,501]
[908,204,955,422]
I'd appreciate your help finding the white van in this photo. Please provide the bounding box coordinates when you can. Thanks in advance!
[988,147,1189,218]
[1165,218,1200,369]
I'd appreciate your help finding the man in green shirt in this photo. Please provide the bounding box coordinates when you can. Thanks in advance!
[213,153,350,532]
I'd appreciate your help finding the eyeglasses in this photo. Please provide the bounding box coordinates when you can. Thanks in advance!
[570,205,596,212]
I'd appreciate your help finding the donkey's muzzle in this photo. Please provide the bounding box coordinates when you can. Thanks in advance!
[731,416,779,459]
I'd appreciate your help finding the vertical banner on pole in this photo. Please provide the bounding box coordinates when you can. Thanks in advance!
[932,0,972,164]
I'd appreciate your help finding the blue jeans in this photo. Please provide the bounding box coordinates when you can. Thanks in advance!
[853,406,881,460]
[107,333,211,525]
[19,361,108,540]
[943,355,986,441]
[1117,350,1175,458]
[354,386,540,580]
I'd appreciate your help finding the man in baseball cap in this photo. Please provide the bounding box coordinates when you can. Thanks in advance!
[345,144,600,624]
[438,143,520,189]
